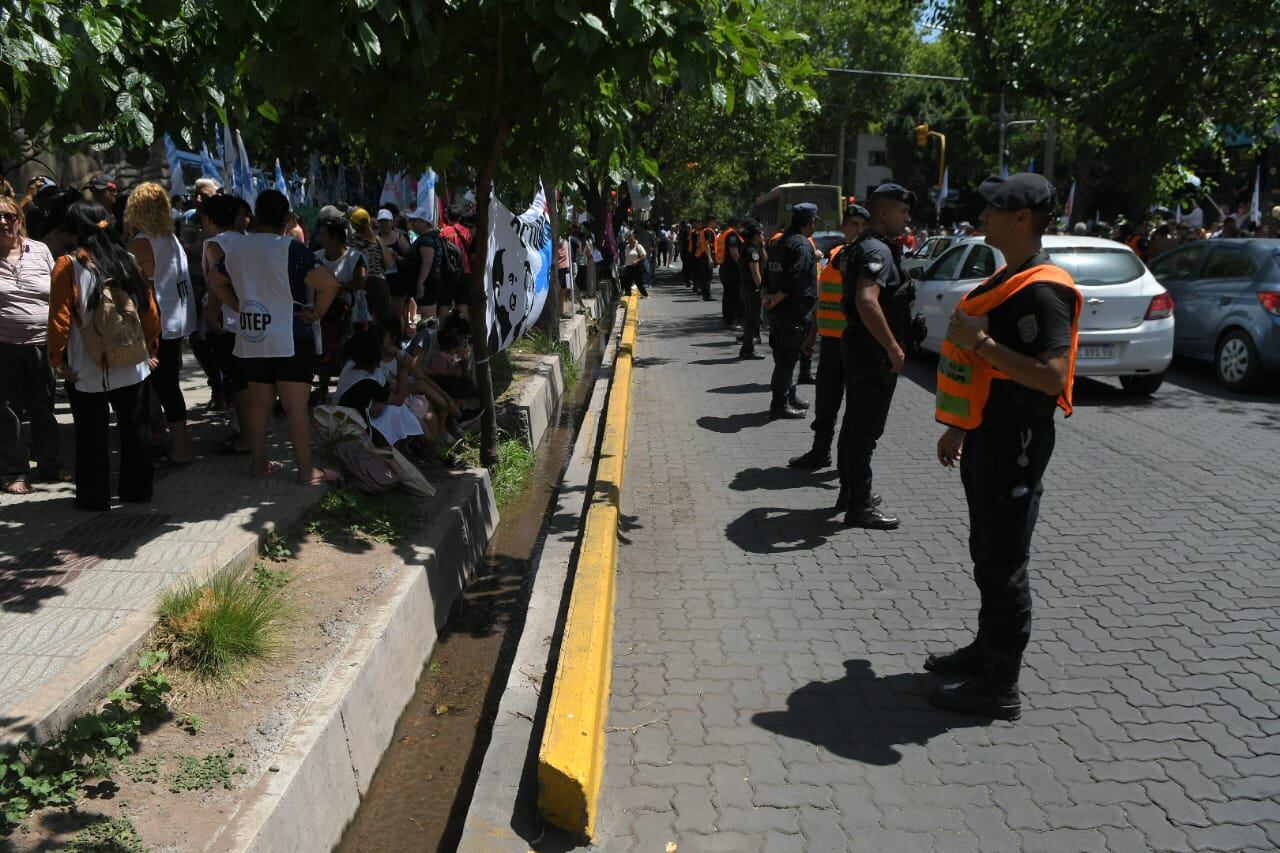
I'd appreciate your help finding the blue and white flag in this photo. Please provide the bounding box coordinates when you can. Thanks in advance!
[305,152,321,206]
[379,171,402,208]
[485,181,552,354]
[417,168,437,221]
[274,159,290,203]
[401,173,413,212]
[163,134,187,198]
[221,123,238,194]
[200,143,220,181]
[235,130,256,206]
[936,167,949,217]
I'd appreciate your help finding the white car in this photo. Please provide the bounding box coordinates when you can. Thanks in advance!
[911,235,1174,395]
[902,235,959,275]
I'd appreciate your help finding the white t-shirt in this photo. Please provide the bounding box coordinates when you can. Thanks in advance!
[67,258,152,393]
[148,232,196,339]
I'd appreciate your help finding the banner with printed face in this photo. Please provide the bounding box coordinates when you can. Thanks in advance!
[485,182,552,354]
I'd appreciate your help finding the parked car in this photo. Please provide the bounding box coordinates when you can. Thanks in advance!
[911,236,1174,395]
[902,235,958,275]
[1146,239,1280,391]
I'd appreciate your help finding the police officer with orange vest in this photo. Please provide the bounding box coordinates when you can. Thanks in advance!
[789,202,870,470]
[836,184,916,529]
[927,173,1082,721]
[716,216,743,328]
[763,204,819,418]
[694,215,718,302]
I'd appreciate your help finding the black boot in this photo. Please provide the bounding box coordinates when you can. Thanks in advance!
[835,488,882,512]
[788,448,831,469]
[843,503,899,529]
[787,390,810,410]
[769,404,806,421]
[924,642,987,677]
[929,655,1022,722]
[738,349,765,360]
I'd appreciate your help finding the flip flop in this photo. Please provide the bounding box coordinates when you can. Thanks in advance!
[298,467,342,486]
[250,460,286,479]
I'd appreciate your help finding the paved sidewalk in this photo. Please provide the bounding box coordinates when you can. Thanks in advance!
[0,361,328,734]
[597,271,1280,851]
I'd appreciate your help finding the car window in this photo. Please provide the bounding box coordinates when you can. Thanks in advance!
[926,245,967,280]
[1202,246,1257,279]
[929,238,953,259]
[959,245,997,279]
[1148,245,1205,280]
[1045,247,1144,286]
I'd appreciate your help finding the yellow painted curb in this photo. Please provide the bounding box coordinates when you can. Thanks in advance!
[536,292,639,839]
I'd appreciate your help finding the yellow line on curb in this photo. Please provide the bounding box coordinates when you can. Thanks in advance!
[537,292,639,840]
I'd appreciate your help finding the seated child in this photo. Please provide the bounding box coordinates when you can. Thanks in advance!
[336,330,428,449]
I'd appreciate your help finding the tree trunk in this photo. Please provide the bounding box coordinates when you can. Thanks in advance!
[538,182,562,338]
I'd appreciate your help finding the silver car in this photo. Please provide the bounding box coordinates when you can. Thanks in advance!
[902,235,958,275]
[1147,239,1280,391]
[912,236,1175,395]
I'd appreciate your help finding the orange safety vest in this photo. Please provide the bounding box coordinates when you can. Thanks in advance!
[935,264,1082,430]
[714,227,737,265]
[695,227,716,259]
[816,244,847,338]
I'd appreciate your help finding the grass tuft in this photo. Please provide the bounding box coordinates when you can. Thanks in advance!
[307,483,421,543]
[511,328,581,387]
[156,570,289,680]
[457,432,536,507]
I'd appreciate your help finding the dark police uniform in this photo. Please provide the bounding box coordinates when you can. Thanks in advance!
[737,228,766,360]
[837,220,913,525]
[765,223,817,416]
[720,226,743,327]
[926,172,1080,722]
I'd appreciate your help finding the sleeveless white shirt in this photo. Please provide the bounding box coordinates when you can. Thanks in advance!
[221,233,318,358]
[203,233,240,333]
[148,233,196,339]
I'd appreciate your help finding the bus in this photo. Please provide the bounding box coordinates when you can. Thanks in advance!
[751,183,843,235]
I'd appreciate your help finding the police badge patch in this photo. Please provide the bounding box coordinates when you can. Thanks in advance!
[865,257,885,273]
[1017,314,1038,342]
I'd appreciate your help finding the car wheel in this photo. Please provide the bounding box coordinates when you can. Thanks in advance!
[1119,373,1165,396]
[1215,330,1264,391]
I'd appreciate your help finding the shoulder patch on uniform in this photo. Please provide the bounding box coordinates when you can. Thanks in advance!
[1018,314,1038,342]
[865,256,885,273]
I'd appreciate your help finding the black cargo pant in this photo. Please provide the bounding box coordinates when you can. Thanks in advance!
[769,320,806,410]
[837,338,897,511]
[739,282,762,357]
[960,421,1055,685]
[694,260,713,299]
[809,335,845,455]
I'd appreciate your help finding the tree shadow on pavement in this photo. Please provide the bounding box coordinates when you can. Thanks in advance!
[726,506,843,553]
[707,382,771,395]
[752,659,991,766]
[729,466,839,492]
[696,411,773,433]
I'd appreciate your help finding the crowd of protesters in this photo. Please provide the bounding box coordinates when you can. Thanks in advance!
[1,172,483,508]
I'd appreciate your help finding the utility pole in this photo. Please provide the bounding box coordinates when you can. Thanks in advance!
[835,121,846,195]
[1044,116,1057,181]
[997,92,1007,178]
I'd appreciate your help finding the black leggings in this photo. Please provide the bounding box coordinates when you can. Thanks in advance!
[68,378,154,511]
[153,337,188,423]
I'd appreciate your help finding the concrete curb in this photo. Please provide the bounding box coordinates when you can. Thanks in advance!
[536,292,638,839]
[457,299,630,852]
[499,353,566,451]
[210,470,498,853]
[560,315,589,364]
[0,503,312,749]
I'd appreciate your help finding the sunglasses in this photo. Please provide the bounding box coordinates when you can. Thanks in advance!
[0,212,19,224]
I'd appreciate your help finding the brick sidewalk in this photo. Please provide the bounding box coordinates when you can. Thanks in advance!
[0,360,329,732]
[596,273,1280,852]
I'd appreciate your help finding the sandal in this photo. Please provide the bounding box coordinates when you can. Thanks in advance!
[250,460,286,479]
[3,477,32,495]
[298,467,342,486]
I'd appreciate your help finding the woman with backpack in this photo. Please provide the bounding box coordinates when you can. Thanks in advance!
[125,182,197,464]
[47,200,160,511]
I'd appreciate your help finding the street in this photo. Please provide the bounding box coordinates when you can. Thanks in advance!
[596,271,1280,852]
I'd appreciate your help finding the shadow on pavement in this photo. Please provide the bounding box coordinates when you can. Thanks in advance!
[752,659,991,765]
[707,382,771,395]
[726,505,843,553]
[689,356,744,366]
[696,411,773,434]
[729,466,839,492]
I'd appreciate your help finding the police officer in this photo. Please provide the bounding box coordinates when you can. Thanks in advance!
[926,173,1082,721]
[789,203,869,469]
[678,220,694,288]
[763,203,818,419]
[737,221,766,361]
[719,216,744,328]
[836,183,915,529]
[695,215,718,301]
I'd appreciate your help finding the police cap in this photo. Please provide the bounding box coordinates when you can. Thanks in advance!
[844,203,870,221]
[869,183,917,207]
[790,203,820,224]
[979,172,1056,212]
[743,220,763,240]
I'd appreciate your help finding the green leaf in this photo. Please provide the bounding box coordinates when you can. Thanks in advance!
[28,31,61,66]
[84,14,124,54]
[358,20,381,60]
[257,101,281,122]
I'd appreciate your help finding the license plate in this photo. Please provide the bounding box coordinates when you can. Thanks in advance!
[1078,344,1115,359]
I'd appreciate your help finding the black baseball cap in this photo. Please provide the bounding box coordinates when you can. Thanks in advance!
[869,183,917,207]
[791,202,820,223]
[979,173,1056,212]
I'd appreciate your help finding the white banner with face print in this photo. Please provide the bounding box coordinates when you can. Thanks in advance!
[485,182,552,353]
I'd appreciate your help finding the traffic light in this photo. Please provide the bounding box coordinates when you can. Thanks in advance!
[916,124,930,148]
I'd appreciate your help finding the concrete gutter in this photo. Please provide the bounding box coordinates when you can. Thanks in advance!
[457,298,631,852]
[210,470,497,853]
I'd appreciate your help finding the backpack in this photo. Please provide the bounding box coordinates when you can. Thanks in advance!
[334,440,399,494]
[434,234,464,290]
[79,273,149,374]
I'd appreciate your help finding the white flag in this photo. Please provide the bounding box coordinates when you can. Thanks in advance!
[936,167,949,217]
[379,171,401,208]
[485,182,553,354]
[1249,165,1261,227]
